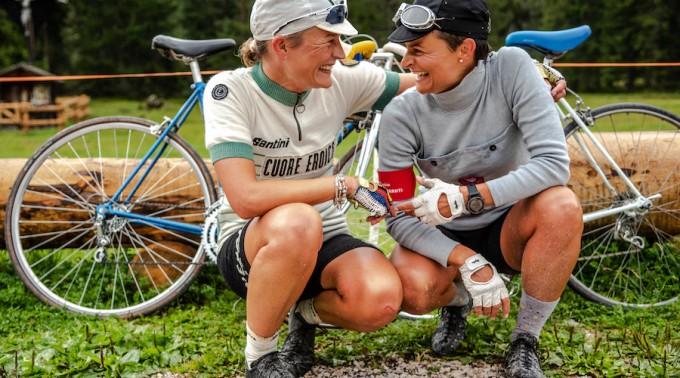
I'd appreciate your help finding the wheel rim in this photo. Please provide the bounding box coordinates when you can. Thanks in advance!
[6,119,213,317]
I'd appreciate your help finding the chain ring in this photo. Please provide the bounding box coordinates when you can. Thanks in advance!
[201,199,222,263]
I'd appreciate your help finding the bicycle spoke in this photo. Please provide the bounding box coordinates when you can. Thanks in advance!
[7,117,214,317]
[567,104,680,307]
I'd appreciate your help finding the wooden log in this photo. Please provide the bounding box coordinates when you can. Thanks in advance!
[0,158,217,249]
[0,132,678,248]
[565,131,679,235]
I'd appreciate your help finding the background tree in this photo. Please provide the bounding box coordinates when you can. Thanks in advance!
[1,0,678,97]
[0,0,66,70]
[175,0,250,72]
[58,0,180,97]
[0,7,27,68]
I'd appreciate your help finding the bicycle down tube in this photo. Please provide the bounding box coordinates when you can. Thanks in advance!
[99,84,205,237]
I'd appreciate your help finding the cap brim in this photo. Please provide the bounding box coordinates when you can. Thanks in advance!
[388,25,429,43]
[317,20,358,36]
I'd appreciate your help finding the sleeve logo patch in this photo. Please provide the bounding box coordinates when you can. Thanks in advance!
[212,84,229,100]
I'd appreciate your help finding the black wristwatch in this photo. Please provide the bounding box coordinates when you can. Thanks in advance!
[465,184,485,215]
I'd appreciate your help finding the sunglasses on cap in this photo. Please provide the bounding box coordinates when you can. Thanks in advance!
[273,1,348,36]
[392,3,447,31]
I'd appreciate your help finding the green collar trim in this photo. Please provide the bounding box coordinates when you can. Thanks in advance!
[251,63,311,106]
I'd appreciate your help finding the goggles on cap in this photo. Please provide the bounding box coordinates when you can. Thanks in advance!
[273,1,348,36]
[392,3,446,31]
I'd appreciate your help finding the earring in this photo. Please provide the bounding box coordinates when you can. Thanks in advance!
[458,59,463,63]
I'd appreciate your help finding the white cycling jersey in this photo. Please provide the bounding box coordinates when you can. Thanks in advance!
[204,60,400,245]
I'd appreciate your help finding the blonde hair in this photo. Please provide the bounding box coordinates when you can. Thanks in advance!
[239,38,268,67]
[238,31,307,67]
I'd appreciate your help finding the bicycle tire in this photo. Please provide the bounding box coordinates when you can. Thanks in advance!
[5,116,217,318]
[563,102,680,307]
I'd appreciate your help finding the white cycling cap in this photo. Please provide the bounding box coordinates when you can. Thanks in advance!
[251,0,358,41]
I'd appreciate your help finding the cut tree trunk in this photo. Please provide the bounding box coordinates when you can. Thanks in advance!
[0,132,678,248]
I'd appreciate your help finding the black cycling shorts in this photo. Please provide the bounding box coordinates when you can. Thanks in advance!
[217,221,376,300]
[436,208,520,275]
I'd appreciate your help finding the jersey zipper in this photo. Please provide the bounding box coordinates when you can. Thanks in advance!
[293,93,303,141]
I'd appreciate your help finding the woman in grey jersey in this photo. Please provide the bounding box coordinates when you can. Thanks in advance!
[202,0,416,377]
[377,1,582,377]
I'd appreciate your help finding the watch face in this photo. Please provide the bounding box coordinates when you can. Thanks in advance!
[467,197,485,214]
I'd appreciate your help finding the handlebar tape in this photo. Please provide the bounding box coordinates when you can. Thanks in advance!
[346,40,378,61]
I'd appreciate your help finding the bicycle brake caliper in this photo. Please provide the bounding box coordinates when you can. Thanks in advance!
[150,116,172,135]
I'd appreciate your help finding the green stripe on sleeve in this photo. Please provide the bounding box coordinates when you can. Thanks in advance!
[372,71,400,111]
[209,141,253,163]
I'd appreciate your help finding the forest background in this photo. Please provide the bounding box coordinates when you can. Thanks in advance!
[1,0,679,99]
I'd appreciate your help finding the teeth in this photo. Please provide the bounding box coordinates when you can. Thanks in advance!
[320,65,333,71]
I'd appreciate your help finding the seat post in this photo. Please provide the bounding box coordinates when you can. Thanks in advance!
[189,60,203,84]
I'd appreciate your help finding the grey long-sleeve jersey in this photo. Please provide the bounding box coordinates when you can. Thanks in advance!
[378,46,570,267]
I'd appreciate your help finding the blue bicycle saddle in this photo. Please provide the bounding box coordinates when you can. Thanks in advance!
[505,25,592,57]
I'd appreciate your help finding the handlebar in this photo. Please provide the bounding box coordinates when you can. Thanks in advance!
[381,42,407,58]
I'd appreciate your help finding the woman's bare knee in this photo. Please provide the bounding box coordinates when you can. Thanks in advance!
[248,204,322,273]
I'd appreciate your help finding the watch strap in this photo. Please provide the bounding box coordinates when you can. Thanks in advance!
[467,184,480,199]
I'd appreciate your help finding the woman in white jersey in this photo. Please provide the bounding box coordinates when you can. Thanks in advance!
[202,0,415,377]
[377,0,583,377]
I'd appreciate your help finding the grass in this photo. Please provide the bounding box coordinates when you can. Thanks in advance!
[1,251,678,377]
[1,94,679,377]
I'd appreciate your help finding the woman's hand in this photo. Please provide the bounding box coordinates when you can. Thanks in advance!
[550,79,567,102]
[347,176,395,222]
[397,176,465,226]
[459,254,511,319]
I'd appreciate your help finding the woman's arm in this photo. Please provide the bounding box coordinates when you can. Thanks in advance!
[396,73,416,95]
[214,158,375,220]
[214,158,349,219]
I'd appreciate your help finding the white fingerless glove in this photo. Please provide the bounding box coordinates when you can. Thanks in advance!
[458,254,509,309]
[411,177,465,226]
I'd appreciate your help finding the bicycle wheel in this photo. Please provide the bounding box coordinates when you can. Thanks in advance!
[563,103,680,307]
[5,116,217,317]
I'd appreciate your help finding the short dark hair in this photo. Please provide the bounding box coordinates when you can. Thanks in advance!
[434,30,491,62]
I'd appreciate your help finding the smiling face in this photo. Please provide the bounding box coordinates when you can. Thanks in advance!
[401,32,474,94]
[274,27,347,92]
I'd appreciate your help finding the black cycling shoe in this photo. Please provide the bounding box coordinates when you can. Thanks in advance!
[245,351,296,378]
[504,332,546,378]
[430,298,473,356]
[279,309,316,377]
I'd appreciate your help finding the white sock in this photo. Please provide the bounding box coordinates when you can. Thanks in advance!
[447,281,471,307]
[511,290,560,341]
[244,322,279,368]
[295,298,323,325]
